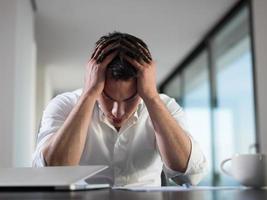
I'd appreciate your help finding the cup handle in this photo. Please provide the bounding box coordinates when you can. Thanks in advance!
[220,158,232,176]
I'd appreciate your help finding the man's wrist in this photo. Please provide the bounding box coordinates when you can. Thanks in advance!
[142,92,161,104]
[81,89,100,101]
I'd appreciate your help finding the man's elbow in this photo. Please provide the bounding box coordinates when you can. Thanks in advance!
[171,158,208,186]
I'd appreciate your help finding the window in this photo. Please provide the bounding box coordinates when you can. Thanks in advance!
[183,50,213,185]
[211,6,256,186]
[160,1,256,186]
[164,74,183,105]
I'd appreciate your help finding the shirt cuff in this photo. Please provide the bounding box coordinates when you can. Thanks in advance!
[163,135,208,185]
[32,134,53,167]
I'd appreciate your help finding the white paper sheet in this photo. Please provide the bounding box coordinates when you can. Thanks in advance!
[112,186,249,192]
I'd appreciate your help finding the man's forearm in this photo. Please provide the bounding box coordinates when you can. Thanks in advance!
[43,92,97,166]
[143,94,191,172]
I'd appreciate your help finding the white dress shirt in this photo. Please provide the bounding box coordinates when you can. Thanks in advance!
[32,89,207,187]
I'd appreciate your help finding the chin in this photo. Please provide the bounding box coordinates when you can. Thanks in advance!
[112,120,127,128]
[113,122,123,127]
[107,116,130,128]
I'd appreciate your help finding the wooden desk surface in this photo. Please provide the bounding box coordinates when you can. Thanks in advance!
[0,188,267,200]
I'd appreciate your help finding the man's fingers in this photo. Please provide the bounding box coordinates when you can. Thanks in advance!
[91,37,152,67]
[101,50,118,67]
[96,43,120,63]
[91,45,102,60]
[96,44,141,64]
[93,36,121,59]
[98,35,121,51]
[124,56,143,71]
[126,36,152,61]
[120,40,151,63]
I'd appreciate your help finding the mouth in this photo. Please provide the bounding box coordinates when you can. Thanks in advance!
[112,118,123,124]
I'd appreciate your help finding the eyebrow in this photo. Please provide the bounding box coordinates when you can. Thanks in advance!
[103,90,138,102]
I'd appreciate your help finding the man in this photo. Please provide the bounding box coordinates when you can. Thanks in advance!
[33,32,207,186]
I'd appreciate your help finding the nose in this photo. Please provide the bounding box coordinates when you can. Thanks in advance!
[111,102,125,118]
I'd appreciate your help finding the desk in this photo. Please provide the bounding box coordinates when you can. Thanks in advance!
[0,188,266,200]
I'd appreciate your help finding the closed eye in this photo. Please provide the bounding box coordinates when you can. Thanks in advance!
[125,94,138,102]
[102,91,138,102]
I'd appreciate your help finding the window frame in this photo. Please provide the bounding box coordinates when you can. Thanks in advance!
[159,0,259,152]
[158,0,259,186]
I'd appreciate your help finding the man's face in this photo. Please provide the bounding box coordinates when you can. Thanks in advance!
[97,77,141,130]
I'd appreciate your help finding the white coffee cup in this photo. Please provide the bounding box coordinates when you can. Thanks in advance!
[220,153,267,187]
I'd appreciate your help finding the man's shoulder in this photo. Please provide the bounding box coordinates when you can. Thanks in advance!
[47,88,83,108]
[139,93,178,113]
[159,93,174,103]
[54,88,82,100]
[158,93,182,109]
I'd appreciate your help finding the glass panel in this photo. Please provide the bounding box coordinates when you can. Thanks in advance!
[164,75,183,105]
[211,6,256,186]
[183,50,213,186]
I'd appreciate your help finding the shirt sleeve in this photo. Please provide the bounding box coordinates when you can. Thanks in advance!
[32,92,76,167]
[160,94,208,186]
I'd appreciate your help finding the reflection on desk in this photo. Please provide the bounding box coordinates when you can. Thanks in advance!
[0,187,267,200]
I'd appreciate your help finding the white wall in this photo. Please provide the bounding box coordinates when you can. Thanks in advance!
[252,0,267,153]
[13,0,36,167]
[0,0,16,167]
[0,0,36,167]
[36,64,45,134]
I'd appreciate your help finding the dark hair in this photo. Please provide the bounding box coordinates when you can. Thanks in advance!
[107,55,137,80]
[93,32,152,80]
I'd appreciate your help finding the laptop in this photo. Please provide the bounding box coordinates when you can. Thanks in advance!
[0,165,109,191]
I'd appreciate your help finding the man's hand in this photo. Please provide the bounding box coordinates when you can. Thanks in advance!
[83,45,118,97]
[125,55,158,101]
